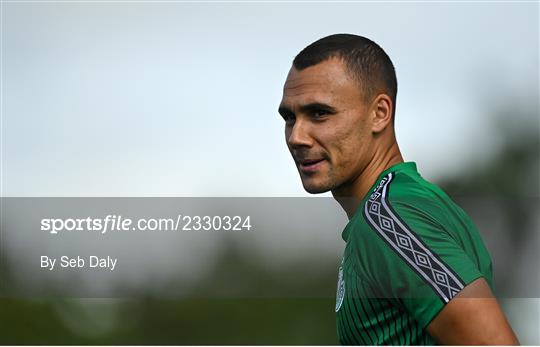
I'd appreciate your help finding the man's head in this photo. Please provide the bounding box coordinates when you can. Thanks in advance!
[279,34,398,195]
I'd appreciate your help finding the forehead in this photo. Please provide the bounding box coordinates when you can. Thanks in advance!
[281,58,360,107]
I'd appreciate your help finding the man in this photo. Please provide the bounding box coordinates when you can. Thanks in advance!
[278,34,519,345]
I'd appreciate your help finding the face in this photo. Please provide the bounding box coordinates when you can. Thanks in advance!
[279,58,374,195]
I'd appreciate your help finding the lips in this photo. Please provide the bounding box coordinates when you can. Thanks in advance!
[300,158,324,166]
[298,158,326,173]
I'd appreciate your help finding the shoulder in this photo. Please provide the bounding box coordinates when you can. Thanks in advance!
[345,169,445,241]
[364,169,458,231]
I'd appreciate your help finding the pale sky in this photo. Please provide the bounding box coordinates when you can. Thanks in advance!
[2,1,538,197]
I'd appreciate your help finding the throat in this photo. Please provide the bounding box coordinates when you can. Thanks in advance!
[332,151,404,219]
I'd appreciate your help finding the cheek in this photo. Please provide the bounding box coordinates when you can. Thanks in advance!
[327,122,369,172]
[284,127,292,149]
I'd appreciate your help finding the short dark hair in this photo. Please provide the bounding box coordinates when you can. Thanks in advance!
[293,34,397,116]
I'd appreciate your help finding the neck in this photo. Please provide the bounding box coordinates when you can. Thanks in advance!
[332,141,403,220]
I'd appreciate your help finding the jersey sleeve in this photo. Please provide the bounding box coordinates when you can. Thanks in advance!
[352,197,486,329]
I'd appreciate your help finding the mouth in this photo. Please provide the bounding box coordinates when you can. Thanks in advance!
[298,158,326,174]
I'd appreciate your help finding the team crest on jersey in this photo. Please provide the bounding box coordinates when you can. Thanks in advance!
[335,261,345,312]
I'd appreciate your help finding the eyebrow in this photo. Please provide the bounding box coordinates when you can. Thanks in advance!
[278,102,337,116]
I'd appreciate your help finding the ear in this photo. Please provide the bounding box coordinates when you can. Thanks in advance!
[371,94,393,133]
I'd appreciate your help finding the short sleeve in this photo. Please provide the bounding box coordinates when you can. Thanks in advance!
[352,198,485,329]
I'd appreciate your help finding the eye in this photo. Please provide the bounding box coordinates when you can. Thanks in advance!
[282,112,296,124]
[312,109,330,118]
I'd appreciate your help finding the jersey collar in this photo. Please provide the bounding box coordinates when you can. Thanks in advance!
[377,161,417,181]
[341,161,418,242]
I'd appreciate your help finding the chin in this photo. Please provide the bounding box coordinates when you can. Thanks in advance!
[302,181,332,194]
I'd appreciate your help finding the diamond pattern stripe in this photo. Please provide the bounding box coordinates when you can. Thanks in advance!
[364,172,465,303]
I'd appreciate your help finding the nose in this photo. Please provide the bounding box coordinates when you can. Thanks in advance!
[286,119,313,149]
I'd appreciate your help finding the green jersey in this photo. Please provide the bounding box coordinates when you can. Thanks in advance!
[335,162,493,345]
